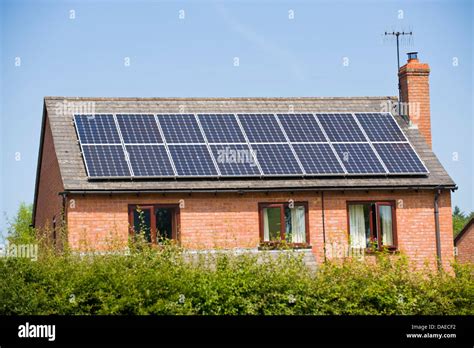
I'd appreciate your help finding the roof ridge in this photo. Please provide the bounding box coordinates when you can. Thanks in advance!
[44,96,398,101]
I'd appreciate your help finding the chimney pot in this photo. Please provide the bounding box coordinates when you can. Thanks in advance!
[407,52,418,61]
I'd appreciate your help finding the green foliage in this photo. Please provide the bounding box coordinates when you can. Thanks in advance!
[453,206,474,238]
[5,202,35,244]
[0,245,472,315]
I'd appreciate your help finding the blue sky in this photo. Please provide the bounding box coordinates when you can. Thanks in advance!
[0,0,472,234]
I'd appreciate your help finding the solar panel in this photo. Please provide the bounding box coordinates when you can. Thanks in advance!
[82,145,131,177]
[210,144,261,176]
[126,145,174,177]
[293,144,345,174]
[168,145,218,176]
[316,113,366,142]
[355,113,406,142]
[198,114,246,143]
[333,143,386,174]
[238,114,287,143]
[374,143,427,174]
[75,112,428,179]
[117,114,163,144]
[74,114,121,144]
[157,114,204,143]
[277,114,326,142]
[252,144,302,175]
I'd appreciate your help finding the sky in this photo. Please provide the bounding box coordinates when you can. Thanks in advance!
[0,0,472,235]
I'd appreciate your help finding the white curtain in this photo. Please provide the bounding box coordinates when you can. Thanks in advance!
[349,205,366,248]
[290,206,306,243]
[263,208,270,241]
[379,206,393,246]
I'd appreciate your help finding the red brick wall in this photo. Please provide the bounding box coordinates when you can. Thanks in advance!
[456,224,474,264]
[66,189,454,269]
[399,58,432,148]
[34,116,64,231]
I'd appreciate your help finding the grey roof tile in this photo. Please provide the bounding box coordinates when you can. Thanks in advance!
[43,96,456,192]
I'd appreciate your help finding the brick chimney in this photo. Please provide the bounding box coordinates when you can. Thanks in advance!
[398,52,432,148]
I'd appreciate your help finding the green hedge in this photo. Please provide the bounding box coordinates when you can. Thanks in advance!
[0,246,472,315]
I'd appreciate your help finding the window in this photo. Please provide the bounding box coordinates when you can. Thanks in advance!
[128,204,180,244]
[259,202,309,245]
[347,201,397,250]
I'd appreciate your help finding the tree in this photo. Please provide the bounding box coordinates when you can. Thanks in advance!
[6,202,35,244]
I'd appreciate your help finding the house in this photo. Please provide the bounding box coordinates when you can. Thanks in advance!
[454,218,474,264]
[32,53,456,269]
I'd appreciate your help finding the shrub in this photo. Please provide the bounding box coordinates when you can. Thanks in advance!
[0,244,472,315]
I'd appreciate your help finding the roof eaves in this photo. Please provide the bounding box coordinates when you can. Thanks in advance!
[62,183,457,195]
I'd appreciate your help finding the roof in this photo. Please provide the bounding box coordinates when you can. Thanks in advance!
[37,96,456,194]
[454,217,474,245]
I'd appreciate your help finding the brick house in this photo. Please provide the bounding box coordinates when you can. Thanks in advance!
[33,54,456,269]
[454,218,474,264]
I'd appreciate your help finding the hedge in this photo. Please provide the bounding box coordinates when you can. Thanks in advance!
[0,245,472,315]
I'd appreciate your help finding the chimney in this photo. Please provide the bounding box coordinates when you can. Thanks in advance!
[398,52,432,148]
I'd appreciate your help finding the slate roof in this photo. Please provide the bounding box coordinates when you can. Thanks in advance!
[38,96,456,193]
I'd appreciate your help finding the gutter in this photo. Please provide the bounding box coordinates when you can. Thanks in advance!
[60,184,457,196]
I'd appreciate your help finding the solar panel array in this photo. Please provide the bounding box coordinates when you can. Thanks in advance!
[74,112,428,178]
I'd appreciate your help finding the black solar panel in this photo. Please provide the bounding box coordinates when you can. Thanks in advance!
[252,144,302,175]
[210,144,261,176]
[198,114,246,143]
[374,143,427,174]
[157,114,204,143]
[277,114,326,142]
[333,143,386,174]
[317,113,366,142]
[168,145,218,176]
[126,145,174,177]
[356,113,406,142]
[82,145,130,177]
[74,115,121,144]
[293,144,344,174]
[117,114,163,144]
[238,114,287,143]
[75,112,428,179]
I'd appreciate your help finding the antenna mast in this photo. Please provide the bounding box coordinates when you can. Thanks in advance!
[384,30,413,115]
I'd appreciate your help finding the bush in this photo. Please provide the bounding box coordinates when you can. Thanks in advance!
[0,244,472,315]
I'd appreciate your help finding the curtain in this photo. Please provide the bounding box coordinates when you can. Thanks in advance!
[379,205,393,246]
[349,205,366,248]
[290,206,306,243]
[263,208,270,241]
